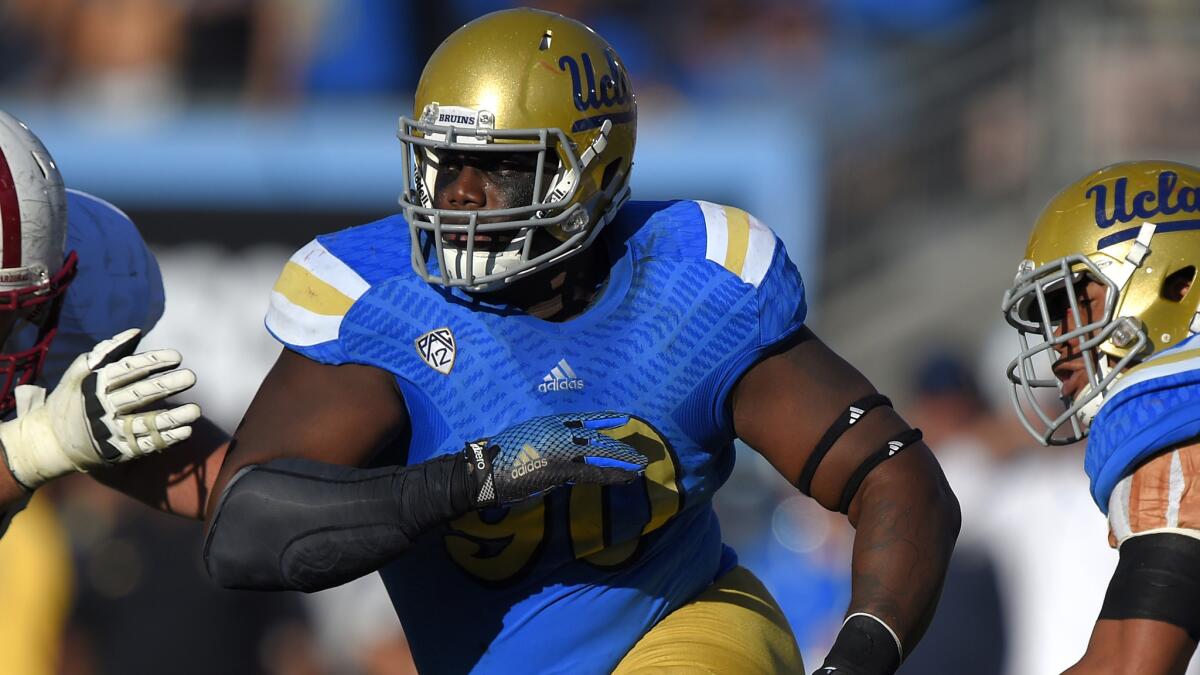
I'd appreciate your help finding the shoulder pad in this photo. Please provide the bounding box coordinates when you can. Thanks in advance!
[62,189,164,336]
[1104,336,1200,405]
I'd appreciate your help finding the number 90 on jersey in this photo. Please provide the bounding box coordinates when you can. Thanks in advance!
[444,417,683,583]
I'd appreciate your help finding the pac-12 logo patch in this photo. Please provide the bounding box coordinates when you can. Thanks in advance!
[415,327,456,375]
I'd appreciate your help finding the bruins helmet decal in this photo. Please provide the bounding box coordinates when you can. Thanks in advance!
[397,8,637,291]
[1003,160,1200,445]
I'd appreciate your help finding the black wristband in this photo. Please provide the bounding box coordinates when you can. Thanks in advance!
[461,439,497,507]
[1100,532,1200,640]
[820,614,902,675]
[797,394,892,496]
[838,428,923,514]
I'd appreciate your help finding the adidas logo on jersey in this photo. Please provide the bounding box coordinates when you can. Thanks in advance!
[538,359,584,393]
[887,440,904,456]
[511,444,548,479]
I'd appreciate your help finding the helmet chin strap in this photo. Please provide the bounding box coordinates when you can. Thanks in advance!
[440,234,528,291]
[1075,359,1112,427]
[1073,221,1159,432]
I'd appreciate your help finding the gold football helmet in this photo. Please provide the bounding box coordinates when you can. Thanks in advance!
[397,8,637,291]
[1003,160,1200,444]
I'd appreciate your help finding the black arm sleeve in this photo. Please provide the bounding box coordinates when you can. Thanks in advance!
[1100,532,1200,640]
[203,454,474,592]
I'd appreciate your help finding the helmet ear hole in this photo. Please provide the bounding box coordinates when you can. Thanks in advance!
[1162,266,1196,302]
[600,158,622,192]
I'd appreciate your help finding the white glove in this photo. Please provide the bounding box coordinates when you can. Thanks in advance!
[0,328,201,489]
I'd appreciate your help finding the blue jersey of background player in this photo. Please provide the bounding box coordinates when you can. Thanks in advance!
[35,190,166,383]
[203,9,959,675]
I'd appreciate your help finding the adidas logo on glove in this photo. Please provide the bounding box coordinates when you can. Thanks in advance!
[511,444,548,479]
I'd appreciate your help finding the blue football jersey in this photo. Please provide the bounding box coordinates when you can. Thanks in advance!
[6,190,164,388]
[265,200,807,674]
[1087,334,1200,512]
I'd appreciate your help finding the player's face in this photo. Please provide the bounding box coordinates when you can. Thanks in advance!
[1046,278,1108,400]
[0,305,38,342]
[433,150,557,251]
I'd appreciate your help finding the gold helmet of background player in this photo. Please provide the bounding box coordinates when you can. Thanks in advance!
[397,8,637,291]
[1002,160,1200,445]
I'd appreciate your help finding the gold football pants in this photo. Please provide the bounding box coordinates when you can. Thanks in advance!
[0,493,72,675]
[613,565,804,674]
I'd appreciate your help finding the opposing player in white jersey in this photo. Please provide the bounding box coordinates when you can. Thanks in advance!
[1005,160,1200,673]
[0,110,225,533]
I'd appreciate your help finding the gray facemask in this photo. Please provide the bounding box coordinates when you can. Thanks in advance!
[1001,253,1149,445]
[397,108,629,292]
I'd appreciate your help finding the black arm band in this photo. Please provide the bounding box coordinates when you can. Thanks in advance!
[820,613,903,674]
[1099,532,1200,640]
[838,428,923,515]
[204,454,474,592]
[797,394,892,496]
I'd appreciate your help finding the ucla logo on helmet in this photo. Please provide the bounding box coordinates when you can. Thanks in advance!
[558,48,631,113]
[1086,170,1200,228]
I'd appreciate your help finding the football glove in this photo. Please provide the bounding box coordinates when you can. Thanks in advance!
[462,411,649,507]
[0,328,200,489]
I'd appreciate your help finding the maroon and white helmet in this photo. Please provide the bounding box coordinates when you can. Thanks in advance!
[0,111,78,413]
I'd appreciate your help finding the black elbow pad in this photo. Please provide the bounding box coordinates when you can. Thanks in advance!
[204,462,409,592]
[204,456,466,592]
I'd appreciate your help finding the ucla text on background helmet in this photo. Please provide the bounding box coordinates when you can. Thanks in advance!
[0,111,77,414]
[1004,161,1200,444]
[397,8,637,291]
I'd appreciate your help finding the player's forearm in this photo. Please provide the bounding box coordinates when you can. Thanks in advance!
[0,452,29,513]
[845,449,960,655]
[204,455,475,592]
[1068,619,1195,675]
[89,415,230,520]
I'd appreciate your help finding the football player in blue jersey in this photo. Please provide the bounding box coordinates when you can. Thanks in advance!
[1005,161,1200,674]
[0,110,230,534]
[202,9,960,674]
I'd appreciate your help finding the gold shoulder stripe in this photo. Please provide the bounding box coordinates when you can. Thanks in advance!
[721,206,751,277]
[272,261,356,316]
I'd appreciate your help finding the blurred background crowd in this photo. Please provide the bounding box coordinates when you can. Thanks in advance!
[1,0,1198,672]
